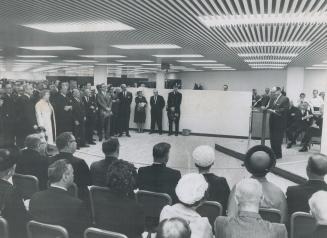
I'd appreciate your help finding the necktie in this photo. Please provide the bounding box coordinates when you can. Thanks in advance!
[155,96,157,103]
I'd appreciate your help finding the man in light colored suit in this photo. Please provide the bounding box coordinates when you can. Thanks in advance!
[215,178,287,238]
[96,84,112,141]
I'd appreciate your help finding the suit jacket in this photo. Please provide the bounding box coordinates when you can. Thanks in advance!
[150,95,165,113]
[53,94,73,132]
[82,96,97,117]
[0,94,16,146]
[301,225,327,238]
[29,187,90,238]
[261,94,271,107]
[267,94,290,119]
[215,211,287,238]
[94,191,145,238]
[287,106,301,127]
[202,173,230,214]
[96,91,111,113]
[167,91,182,113]
[72,97,86,123]
[16,94,37,135]
[51,152,92,201]
[16,148,48,190]
[286,180,327,216]
[118,91,133,114]
[90,156,117,187]
[137,163,181,203]
[0,179,30,238]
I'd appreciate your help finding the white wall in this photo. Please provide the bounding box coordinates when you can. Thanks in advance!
[303,69,327,95]
[179,70,287,94]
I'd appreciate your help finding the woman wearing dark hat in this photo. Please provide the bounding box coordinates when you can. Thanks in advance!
[134,90,147,133]
[227,145,288,223]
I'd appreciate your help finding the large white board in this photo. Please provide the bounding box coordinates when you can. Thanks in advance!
[127,88,252,137]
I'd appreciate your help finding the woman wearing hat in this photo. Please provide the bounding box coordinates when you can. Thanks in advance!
[160,173,213,238]
[134,90,147,133]
[193,145,230,214]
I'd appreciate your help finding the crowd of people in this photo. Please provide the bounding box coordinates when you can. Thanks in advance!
[0,79,183,150]
[0,130,326,238]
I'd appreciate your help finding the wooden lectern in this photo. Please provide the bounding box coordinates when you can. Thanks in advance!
[249,108,270,145]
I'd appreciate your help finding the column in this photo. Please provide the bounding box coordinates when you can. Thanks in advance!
[286,67,304,103]
[94,65,107,86]
[156,71,166,90]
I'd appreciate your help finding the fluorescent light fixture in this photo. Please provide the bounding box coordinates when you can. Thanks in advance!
[23,21,134,33]
[32,65,68,72]
[226,41,311,48]
[251,66,284,69]
[17,55,58,58]
[311,64,327,67]
[79,55,126,58]
[211,68,236,71]
[153,54,203,58]
[238,53,298,57]
[51,63,81,66]
[15,59,48,63]
[306,67,327,70]
[244,59,292,63]
[118,65,142,68]
[117,60,153,63]
[63,60,98,63]
[182,69,204,72]
[141,64,161,66]
[177,60,216,63]
[203,66,232,69]
[199,13,327,27]
[192,64,226,66]
[95,63,124,66]
[249,64,287,67]
[19,46,82,51]
[111,44,181,49]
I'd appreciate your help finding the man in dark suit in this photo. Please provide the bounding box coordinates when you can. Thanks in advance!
[286,154,327,216]
[118,84,132,137]
[90,138,119,186]
[266,87,290,159]
[16,84,38,148]
[150,89,165,134]
[0,148,30,238]
[53,82,73,135]
[96,84,112,141]
[71,89,87,148]
[137,142,181,203]
[299,112,323,152]
[167,85,182,136]
[29,159,90,238]
[261,88,271,107]
[82,88,97,145]
[1,84,16,147]
[51,132,92,202]
[16,134,48,190]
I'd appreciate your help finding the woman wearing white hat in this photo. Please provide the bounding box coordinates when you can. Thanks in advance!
[193,145,230,214]
[160,173,213,238]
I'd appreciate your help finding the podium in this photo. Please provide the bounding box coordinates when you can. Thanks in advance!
[249,108,270,145]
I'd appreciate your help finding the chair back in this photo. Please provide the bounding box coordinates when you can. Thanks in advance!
[259,208,282,223]
[27,220,69,238]
[89,186,112,225]
[0,217,9,238]
[196,201,223,227]
[84,227,127,238]
[13,173,39,199]
[67,183,78,197]
[136,190,172,231]
[291,212,316,238]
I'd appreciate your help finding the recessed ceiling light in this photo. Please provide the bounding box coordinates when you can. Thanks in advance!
[79,55,126,58]
[227,41,311,48]
[19,46,82,51]
[153,54,203,58]
[63,60,98,63]
[15,59,48,63]
[17,55,58,58]
[111,44,181,49]
[192,64,226,66]
[23,21,134,33]
[238,53,298,58]
[244,59,292,63]
[117,60,153,63]
[177,60,216,63]
[199,13,327,27]
[141,64,161,66]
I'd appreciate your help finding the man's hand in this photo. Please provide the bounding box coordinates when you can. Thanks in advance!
[74,120,79,126]
[64,105,72,111]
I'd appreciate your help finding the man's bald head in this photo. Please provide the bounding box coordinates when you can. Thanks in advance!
[307,154,327,179]
[235,178,263,208]
[157,218,191,238]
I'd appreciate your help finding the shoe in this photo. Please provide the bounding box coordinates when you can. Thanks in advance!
[126,134,131,137]
[299,147,308,152]
[286,142,294,149]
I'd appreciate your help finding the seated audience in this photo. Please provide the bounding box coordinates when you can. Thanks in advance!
[137,142,181,203]
[90,137,119,186]
[16,134,48,190]
[96,159,145,238]
[309,89,323,114]
[286,153,327,215]
[29,159,90,238]
[157,217,191,238]
[51,132,92,201]
[227,145,288,223]
[252,88,261,107]
[303,191,327,238]
[0,148,30,238]
[193,145,230,214]
[296,92,306,106]
[160,173,213,238]
[215,178,287,238]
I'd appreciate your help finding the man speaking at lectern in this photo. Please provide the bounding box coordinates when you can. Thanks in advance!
[266,87,290,159]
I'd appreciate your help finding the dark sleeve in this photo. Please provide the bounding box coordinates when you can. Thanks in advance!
[277,97,290,113]
[39,159,49,190]
[136,168,144,189]
[133,204,145,236]
[179,93,182,106]
[71,200,91,236]
[167,94,172,108]
[78,160,92,186]
[128,93,133,105]
[220,178,231,214]
[286,187,297,216]
[150,97,154,107]
[161,97,166,109]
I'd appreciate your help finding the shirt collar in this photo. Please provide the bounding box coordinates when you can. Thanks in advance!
[1,177,13,185]
[50,184,68,191]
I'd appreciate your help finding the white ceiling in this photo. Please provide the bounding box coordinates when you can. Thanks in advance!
[0,0,327,74]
